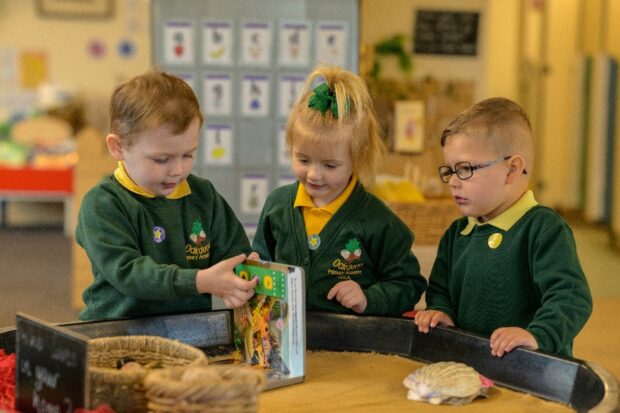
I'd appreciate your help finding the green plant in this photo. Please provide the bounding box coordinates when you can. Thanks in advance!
[369,34,412,80]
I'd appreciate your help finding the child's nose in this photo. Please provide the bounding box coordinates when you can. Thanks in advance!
[307,165,321,180]
[169,158,184,176]
[448,173,460,187]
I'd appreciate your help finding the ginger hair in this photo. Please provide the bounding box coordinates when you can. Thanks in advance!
[440,97,534,171]
[110,69,203,147]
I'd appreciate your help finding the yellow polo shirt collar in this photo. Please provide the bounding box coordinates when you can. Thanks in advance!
[294,176,357,236]
[460,190,538,235]
[113,161,191,199]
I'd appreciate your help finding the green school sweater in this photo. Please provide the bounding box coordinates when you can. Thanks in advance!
[252,181,427,316]
[427,196,592,357]
[76,174,251,320]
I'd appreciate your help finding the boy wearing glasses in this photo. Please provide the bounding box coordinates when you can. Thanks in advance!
[414,97,592,358]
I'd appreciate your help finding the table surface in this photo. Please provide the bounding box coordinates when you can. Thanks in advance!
[258,351,573,412]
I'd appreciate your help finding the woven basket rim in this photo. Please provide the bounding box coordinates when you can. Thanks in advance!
[144,365,265,405]
[88,335,208,392]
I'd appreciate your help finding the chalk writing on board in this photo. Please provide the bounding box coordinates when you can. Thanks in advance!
[413,10,479,56]
[16,313,90,413]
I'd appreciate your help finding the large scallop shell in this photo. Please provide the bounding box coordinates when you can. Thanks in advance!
[403,361,491,405]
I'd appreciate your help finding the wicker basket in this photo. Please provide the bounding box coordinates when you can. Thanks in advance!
[88,335,208,413]
[387,198,462,246]
[144,365,265,413]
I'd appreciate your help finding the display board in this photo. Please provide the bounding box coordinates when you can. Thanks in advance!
[15,313,90,412]
[151,0,358,239]
[413,9,479,56]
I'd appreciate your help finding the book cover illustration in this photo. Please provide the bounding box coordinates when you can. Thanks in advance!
[234,260,305,389]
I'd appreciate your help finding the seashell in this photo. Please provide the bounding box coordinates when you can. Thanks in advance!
[403,361,492,405]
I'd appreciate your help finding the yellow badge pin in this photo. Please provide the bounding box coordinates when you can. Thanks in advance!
[308,234,321,250]
[488,233,503,249]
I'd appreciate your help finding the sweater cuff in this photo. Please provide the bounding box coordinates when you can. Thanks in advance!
[363,289,383,315]
[173,268,201,297]
[527,327,550,353]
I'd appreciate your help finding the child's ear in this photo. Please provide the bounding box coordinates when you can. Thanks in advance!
[506,155,526,183]
[106,134,125,160]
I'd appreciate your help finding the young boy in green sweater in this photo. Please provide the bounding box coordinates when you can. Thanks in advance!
[414,97,592,358]
[76,69,257,320]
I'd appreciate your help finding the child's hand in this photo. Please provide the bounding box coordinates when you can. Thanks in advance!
[414,310,454,333]
[327,280,367,314]
[489,327,538,357]
[196,254,258,308]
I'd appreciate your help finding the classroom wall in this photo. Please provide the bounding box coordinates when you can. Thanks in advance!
[0,0,151,130]
[360,0,492,102]
[534,0,580,208]
[1,0,619,244]
[360,0,620,234]
[576,0,620,241]
[610,1,620,245]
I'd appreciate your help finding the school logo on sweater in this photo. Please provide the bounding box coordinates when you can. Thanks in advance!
[340,238,362,262]
[186,219,210,261]
[328,238,363,279]
[190,220,207,245]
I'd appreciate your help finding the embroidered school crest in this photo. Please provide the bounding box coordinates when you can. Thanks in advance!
[186,219,210,262]
[328,238,364,279]
[189,219,206,245]
[340,238,362,262]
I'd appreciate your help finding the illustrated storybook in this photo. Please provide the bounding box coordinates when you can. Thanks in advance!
[233,259,306,390]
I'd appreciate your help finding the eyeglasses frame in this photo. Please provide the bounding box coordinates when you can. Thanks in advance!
[438,156,518,183]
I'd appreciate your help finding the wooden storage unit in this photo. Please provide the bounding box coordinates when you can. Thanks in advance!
[0,166,74,233]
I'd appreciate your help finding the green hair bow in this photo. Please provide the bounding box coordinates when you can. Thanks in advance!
[308,83,341,118]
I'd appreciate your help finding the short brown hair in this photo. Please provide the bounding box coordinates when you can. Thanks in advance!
[440,97,534,168]
[110,69,203,146]
[286,65,385,186]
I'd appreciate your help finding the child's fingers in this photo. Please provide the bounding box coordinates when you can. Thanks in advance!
[415,311,453,333]
[339,290,360,308]
[414,311,432,333]
[490,329,516,357]
[327,283,343,300]
[226,253,248,268]
[437,313,454,327]
[223,286,255,308]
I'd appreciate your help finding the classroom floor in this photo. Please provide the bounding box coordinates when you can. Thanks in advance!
[1,220,619,388]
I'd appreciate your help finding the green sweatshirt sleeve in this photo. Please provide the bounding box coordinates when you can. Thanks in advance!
[77,187,200,300]
[363,211,427,316]
[526,219,593,355]
[425,223,458,321]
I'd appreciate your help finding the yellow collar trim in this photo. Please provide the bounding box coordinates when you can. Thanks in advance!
[294,176,357,213]
[113,161,191,199]
[460,190,538,235]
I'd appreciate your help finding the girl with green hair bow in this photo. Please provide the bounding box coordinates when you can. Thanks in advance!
[252,65,427,317]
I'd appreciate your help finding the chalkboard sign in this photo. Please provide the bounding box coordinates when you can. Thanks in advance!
[413,9,479,56]
[16,313,90,413]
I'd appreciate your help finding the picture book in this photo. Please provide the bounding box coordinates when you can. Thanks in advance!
[233,259,306,390]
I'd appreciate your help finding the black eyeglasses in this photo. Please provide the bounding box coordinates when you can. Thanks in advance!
[438,156,527,183]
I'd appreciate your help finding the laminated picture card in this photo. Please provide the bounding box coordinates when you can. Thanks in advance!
[234,259,306,390]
